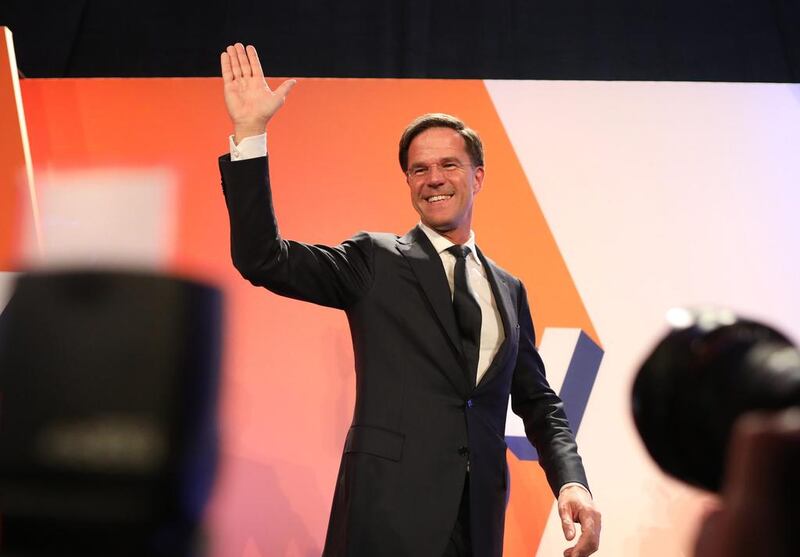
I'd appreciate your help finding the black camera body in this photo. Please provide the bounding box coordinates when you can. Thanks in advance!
[632,308,800,492]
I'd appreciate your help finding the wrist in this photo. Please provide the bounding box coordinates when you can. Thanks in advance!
[559,482,591,498]
[233,122,267,145]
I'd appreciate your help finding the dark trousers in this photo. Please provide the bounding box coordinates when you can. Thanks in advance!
[443,476,472,557]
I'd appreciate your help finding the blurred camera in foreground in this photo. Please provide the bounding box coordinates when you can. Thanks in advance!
[631,307,800,492]
[0,270,223,557]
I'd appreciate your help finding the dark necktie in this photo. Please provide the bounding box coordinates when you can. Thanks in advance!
[447,245,482,385]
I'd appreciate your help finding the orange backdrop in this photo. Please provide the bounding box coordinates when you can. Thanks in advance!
[14,76,597,556]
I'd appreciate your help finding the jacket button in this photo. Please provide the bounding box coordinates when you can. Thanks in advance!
[466,399,474,408]
[458,446,469,456]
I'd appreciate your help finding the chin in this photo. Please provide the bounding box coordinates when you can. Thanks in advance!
[423,219,455,232]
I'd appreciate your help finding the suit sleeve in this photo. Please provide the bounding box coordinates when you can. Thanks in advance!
[510,280,590,496]
[219,154,374,309]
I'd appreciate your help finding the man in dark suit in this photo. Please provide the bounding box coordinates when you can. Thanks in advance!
[218,43,601,557]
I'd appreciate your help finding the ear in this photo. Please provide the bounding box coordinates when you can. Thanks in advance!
[472,166,485,195]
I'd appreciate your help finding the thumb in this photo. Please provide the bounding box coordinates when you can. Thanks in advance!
[560,503,576,541]
[275,79,297,100]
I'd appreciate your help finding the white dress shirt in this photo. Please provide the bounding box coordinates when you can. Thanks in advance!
[229,133,267,160]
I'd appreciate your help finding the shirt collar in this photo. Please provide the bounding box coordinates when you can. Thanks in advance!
[418,222,481,266]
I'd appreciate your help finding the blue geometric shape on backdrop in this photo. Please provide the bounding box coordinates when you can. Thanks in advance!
[507,330,603,461]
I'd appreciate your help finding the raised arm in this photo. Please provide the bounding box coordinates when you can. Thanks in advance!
[221,43,296,142]
[218,44,373,309]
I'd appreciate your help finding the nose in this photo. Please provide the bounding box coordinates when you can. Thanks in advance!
[426,163,446,184]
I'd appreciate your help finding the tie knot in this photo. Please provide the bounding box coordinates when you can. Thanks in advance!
[447,245,471,260]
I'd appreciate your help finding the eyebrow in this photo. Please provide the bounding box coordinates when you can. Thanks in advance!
[409,156,463,168]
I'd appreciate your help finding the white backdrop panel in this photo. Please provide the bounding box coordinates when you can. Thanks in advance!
[485,80,800,556]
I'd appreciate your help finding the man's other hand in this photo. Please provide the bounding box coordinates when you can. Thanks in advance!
[558,484,601,557]
[220,43,296,143]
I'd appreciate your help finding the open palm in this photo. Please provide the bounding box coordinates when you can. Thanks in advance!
[221,43,296,138]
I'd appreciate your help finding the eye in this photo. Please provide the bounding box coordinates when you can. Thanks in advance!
[443,162,460,171]
[411,166,428,177]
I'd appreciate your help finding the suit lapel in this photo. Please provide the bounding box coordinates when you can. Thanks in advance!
[476,247,516,388]
[395,228,516,393]
[396,226,463,356]
[396,226,471,394]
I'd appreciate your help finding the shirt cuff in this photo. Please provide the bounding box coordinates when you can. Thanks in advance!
[559,482,591,498]
[229,133,267,161]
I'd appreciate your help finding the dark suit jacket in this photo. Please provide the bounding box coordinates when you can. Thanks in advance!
[219,155,588,557]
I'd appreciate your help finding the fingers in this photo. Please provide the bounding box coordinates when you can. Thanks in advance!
[573,508,601,556]
[223,44,271,84]
[561,504,601,557]
[565,529,600,557]
[246,45,264,78]
[224,43,253,79]
[275,79,298,100]
[226,44,242,78]
[234,43,252,78]
[221,52,233,83]
[559,502,576,541]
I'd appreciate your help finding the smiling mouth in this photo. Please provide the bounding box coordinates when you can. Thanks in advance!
[425,194,454,203]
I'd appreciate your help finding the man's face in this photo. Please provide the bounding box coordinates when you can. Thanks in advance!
[405,127,484,242]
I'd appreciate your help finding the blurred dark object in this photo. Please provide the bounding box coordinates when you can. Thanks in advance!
[0,270,223,557]
[692,409,800,557]
[632,308,800,492]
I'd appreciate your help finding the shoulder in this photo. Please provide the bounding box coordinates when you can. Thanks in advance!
[362,231,401,242]
[350,231,402,249]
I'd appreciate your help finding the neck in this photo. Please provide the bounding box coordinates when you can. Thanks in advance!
[439,228,470,245]
[421,221,471,245]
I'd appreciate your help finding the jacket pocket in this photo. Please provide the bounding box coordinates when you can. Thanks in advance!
[344,425,405,462]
